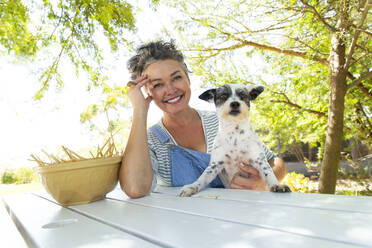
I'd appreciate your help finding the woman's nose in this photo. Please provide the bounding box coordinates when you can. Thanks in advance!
[165,82,176,94]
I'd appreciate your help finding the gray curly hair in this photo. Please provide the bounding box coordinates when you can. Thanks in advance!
[127,40,189,80]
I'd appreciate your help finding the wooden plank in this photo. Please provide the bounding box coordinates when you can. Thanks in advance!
[49,194,362,248]
[0,198,28,248]
[149,186,372,214]
[107,187,372,247]
[3,193,161,248]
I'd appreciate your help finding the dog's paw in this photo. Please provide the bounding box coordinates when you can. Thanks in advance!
[270,184,291,193]
[178,185,199,197]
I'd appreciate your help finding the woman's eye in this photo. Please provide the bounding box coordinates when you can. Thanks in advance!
[153,83,162,88]
[173,75,182,81]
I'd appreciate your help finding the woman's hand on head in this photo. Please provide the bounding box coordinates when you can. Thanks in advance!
[230,163,267,191]
[127,75,152,113]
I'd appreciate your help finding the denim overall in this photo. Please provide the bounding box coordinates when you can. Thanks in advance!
[150,124,224,188]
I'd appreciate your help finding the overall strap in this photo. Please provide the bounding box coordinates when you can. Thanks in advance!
[149,124,170,143]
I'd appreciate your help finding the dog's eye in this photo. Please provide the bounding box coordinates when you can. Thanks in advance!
[237,91,249,101]
[220,94,228,100]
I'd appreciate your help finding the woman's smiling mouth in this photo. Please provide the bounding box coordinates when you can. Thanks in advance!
[164,95,183,104]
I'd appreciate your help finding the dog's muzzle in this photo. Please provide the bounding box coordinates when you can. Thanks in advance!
[229,101,241,116]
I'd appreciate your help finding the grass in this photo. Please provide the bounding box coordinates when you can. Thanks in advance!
[333,179,372,196]
[0,182,43,196]
[282,171,372,196]
[289,179,372,196]
[296,178,372,196]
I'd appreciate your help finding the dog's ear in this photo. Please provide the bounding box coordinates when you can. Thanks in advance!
[249,85,265,100]
[199,89,217,103]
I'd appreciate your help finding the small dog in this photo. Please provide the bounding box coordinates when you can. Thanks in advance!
[179,84,291,197]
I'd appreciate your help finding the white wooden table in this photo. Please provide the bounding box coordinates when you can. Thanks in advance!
[2,185,372,248]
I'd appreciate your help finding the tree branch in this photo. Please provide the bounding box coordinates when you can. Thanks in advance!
[188,42,247,53]
[240,39,329,65]
[48,6,64,40]
[271,91,328,118]
[356,44,372,55]
[358,84,372,99]
[347,70,372,90]
[344,0,372,70]
[298,0,337,32]
[356,101,372,133]
[353,26,372,37]
[211,12,291,35]
[351,50,372,68]
[189,16,329,66]
[282,35,329,56]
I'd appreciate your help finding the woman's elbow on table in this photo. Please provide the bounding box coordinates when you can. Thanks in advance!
[119,173,153,199]
[120,182,152,199]
[119,157,154,198]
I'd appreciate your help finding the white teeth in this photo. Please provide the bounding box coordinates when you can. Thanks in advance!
[167,96,181,103]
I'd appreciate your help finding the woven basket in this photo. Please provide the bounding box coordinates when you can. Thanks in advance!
[34,157,122,206]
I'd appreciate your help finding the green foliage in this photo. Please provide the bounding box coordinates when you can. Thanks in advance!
[0,0,38,56]
[34,0,137,99]
[282,171,372,196]
[80,102,132,154]
[338,161,372,180]
[15,167,39,184]
[163,0,372,158]
[1,170,17,184]
[282,172,315,193]
[335,179,372,196]
[251,55,329,158]
[0,167,39,184]
[1,0,138,99]
[80,83,129,123]
[336,189,372,197]
[79,81,131,151]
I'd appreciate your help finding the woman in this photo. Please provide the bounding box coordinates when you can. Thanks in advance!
[120,40,286,198]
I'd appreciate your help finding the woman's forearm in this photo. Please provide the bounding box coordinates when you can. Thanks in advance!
[120,110,154,198]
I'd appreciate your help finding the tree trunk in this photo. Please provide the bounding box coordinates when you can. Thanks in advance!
[318,32,347,194]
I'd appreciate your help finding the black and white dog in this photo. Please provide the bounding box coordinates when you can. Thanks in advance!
[179,84,291,197]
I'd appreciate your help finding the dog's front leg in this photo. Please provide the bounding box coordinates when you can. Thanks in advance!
[252,155,291,193]
[178,155,225,197]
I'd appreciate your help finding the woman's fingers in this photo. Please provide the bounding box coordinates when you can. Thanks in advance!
[125,74,154,113]
[145,94,153,105]
[231,174,256,189]
[127,80,137,87]
[230,182,245,189]
[127,74,149,88]
[137,75,150,87]
[127,75,150,96]
[239,163,259,176]
[230,164,267,190]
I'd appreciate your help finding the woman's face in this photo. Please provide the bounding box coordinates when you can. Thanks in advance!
[144,59,191,115]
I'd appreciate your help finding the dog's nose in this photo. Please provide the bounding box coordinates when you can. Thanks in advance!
[230,101,240,109]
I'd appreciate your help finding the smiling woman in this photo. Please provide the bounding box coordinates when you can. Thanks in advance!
[120,41,208,198]
[144,60,192,115]
[119,40,286,199]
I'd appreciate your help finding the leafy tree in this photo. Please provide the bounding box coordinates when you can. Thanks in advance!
[80,87,132,151]
[0,0,38,56]
[0,0,137,99]
[165,0,371,193]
